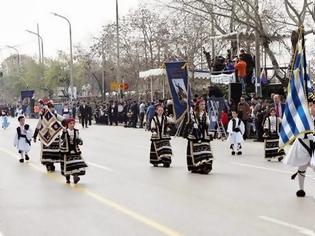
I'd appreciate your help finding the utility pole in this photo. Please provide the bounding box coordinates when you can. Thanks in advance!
[102,42,105,99]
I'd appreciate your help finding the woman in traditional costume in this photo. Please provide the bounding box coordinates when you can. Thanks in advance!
[186,99,214,174]
[33,99,65,172]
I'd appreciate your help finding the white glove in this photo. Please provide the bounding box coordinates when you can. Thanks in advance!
[193,123,198,129]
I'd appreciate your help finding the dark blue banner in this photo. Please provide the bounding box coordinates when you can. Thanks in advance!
[20,90,35,102]
[165,61,190,121]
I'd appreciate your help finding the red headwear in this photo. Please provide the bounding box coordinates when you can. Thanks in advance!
[66,118,75,125]
[195,98,205,107]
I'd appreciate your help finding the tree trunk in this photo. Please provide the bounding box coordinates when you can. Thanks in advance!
[263,40,288,87]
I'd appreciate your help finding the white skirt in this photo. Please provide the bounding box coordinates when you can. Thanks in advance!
[284,138,311,167]
[227,132,243,144]
[16,139,31,152]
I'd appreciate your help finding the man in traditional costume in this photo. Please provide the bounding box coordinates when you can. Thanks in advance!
[284,133,315,197]
[284,101,315,197]
[186,99,214,174]
[150,104,174,167]
[227,110,245,155]
[60,118,87,184]
[33,99,65,172]
[263,108,285,161]
[14,116,32,163]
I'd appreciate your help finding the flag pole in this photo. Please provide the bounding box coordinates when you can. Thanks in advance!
[301,25,308,99]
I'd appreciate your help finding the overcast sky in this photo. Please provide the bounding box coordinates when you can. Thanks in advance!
[0,0,161,61]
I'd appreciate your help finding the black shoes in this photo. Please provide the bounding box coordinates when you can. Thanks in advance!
[46,164,56,172]
[19,158,24,163]
[25,155,30,161]
[73,175,80,184]
[237,151,242,155]
[66,176,71,184]
[296,190,306,197]
[231,151,235,155]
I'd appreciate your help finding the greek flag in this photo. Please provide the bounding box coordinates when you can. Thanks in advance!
[279,42,314,147]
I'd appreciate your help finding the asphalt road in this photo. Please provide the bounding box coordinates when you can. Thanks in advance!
[0,118,315,236]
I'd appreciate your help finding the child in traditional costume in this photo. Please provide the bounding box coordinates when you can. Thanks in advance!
[263,108,285,161]
[14,116,32,163]
[227,111,245,155]
[60,118,87,184]
[2,110,10,129]
[186,99,214,174]
[150,105,174,167]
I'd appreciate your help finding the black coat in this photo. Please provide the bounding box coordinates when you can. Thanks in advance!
[79,105,89,117]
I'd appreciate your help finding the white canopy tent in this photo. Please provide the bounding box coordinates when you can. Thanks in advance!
[139,68,235,101]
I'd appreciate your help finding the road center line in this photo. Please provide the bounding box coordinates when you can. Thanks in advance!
[259,216,315,236]
[232,162,315,180]
[0,147,182,236]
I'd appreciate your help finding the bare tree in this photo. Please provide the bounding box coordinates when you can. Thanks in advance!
[166,0,297,85]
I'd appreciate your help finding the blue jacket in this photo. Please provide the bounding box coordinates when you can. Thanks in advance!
[146,105,155,120]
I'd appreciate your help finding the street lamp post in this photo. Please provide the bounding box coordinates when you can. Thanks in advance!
[26,29,44,63]
[51,12,74,110]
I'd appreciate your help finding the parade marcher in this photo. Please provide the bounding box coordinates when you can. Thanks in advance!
[284,133,315,197]
[284,102,315,197]
[227,110,245,155]
[33,99,65,172]
[263,108,285,161]
[1,110,10,129]
[186,99,214,174]
[60,118,88,184]
[14,116,32,163]
[150,104,174,167]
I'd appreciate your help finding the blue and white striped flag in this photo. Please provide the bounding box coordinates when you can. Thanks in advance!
[279,42,314,147]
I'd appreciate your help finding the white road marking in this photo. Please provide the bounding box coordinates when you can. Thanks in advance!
[232,162,315,180]
[86,161,114,172]
[259,216,315,236]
